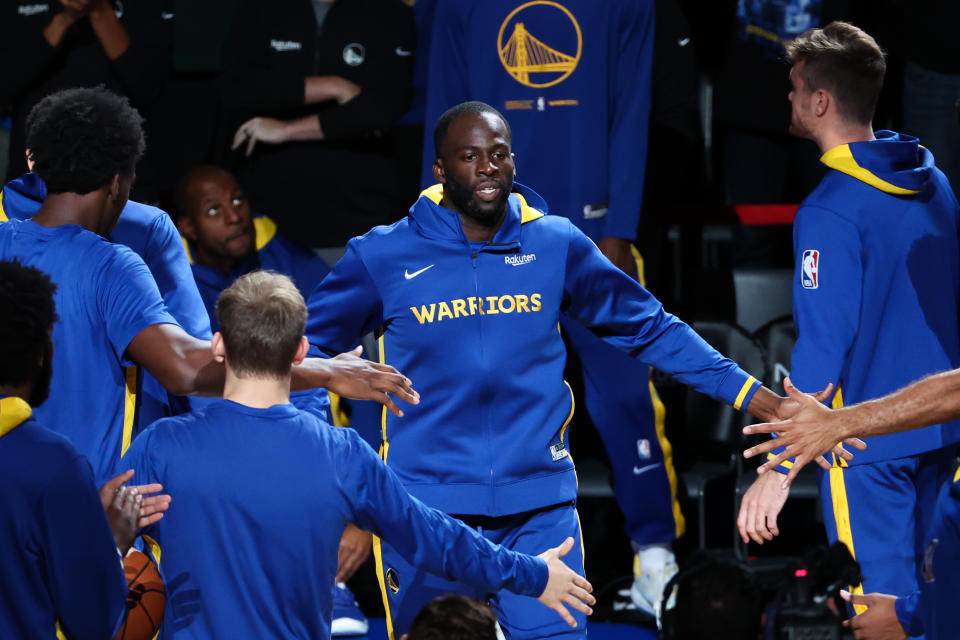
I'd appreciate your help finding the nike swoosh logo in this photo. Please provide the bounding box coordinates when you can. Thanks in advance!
[677,37,690,47]
[404,264,434,280]
[633,463,662,476]
[395,47,412,56]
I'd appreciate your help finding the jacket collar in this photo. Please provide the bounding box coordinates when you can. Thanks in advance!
[0,396,32,439]
[409,182,547,250]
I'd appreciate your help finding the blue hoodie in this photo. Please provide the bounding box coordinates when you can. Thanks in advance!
[783,131,960,467]
[306,183,760,516]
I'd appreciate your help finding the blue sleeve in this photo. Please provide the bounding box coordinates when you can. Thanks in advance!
[420,0,471,187]
[97,247,180,367]
[305,240,384,355]
[895,590,923,637]
[604,0,654,240]
[765,207,862,472]
[334,429,549,596]
[143,213,213,340]
[563,222,760,408]
[38,455,127,639]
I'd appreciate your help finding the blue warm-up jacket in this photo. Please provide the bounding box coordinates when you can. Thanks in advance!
[306,183,761,516]
[778,131,960,469]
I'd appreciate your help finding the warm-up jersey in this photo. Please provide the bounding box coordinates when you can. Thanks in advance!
[0,219,177,484]
[780,131,960,468]
[1,173,212,430]
[422,0,653,241]
[0,397,127,639]
[306,184,760,517]
[121,400,549,640]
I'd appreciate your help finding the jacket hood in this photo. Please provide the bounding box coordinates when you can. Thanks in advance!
[409,182,547,245]
[820,130,934,196]
[0,173,46,221]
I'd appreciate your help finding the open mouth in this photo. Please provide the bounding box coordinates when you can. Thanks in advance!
[475,182,503,203]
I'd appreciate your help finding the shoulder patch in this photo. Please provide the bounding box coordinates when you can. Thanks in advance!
[801,249,819,289]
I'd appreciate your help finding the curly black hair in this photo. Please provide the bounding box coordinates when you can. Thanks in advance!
[0,260,58,388]
[25,87,145,195]
[433,101,512,158]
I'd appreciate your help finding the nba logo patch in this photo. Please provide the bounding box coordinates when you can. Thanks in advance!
[801,250,819,289]
[636,439,652,460]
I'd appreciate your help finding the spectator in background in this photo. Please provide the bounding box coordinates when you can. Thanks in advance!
[901,1,960,200]
[421,1,684,617]
[0,0,171,200]
[404,595,500,640]
[220,0,415,249]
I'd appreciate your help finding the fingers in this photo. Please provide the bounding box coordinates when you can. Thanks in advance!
[551,602,577,628]
[743,421,779,437]
[564,593,593,616]
[379,393,403,417]
[573,574,592,592]
[743,435,782,457]
[782,464,801,489]
[245,132,257,157]
[101,469,134,494]
[350,345,363,356]
[231,123,248,151]
[756,449,792,474]
[129,483,163,496]
[834,444,855,461]
[810,381,835,402]
[839,590,874,607]
[845,437,867,451]
[814,454,831,470]
[569,585,596,607]
[554,537,574,558]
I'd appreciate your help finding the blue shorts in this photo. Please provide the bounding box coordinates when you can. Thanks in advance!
[918,470,960,639]
[818,446,955,637]
[374,501,586,639]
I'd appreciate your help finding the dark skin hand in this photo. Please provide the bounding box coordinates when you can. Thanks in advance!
[596,237,636,279]
[100,470,171,531]
[336,524,372,583]
[104,484,141,556]
[840,591,908,640]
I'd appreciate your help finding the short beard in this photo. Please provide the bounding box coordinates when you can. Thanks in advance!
[444,176,510,228]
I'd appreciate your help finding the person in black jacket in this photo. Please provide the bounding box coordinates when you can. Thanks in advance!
[221,0,416,248]
[0,0,171,196]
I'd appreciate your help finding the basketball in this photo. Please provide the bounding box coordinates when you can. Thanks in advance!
[113,550,166,640]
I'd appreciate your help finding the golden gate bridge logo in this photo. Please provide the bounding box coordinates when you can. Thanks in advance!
[497,1,582,89]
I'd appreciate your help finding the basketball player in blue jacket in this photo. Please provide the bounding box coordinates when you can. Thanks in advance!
[737,23,960,638]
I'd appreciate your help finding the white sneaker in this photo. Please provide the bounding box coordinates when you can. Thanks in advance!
[630,544,678,620]
[331,582,369,636]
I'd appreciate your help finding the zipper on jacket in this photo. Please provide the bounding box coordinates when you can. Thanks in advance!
[472,249,497,511]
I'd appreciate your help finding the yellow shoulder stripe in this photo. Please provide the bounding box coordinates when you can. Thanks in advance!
[180,234,194,265]
[420,184,444,204]
[254,215,277,251]
[0,190,8,222]
[0,396,32,438]
[821,145,920,196]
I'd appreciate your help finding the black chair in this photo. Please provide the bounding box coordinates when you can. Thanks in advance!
[680,321,768,548]
[732,267,794,333]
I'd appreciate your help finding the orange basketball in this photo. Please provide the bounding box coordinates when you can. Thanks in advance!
[113,550,166,640]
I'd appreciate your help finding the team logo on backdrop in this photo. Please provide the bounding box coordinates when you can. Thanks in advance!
[343,43,365,66]
[497,1,581,88]
[17,4,49,15]
[271,40,302,52]
[801,249,819,289]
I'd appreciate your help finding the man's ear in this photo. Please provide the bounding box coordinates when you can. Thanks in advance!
[211,332,227,363]
[108,173,123,202]
[292,336,310,366]
[433,158,446,184]
[177,214,197,241]
[814,89,830,117]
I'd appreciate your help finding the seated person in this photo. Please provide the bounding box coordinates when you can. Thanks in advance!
[173,164,329,332]
[0,259,168,639]
[120,271,595,639]
[404,594,500,640]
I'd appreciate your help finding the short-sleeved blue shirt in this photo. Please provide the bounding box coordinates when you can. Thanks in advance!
[0,219,177,483]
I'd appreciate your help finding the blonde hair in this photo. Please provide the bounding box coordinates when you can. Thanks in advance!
[216,271,307,378]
